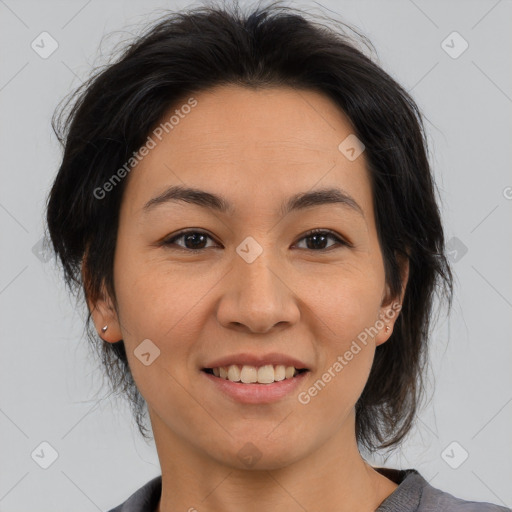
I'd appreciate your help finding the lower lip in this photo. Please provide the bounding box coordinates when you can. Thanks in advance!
[201,370,309,404]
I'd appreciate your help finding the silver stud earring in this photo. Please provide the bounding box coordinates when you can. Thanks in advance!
[385,325,390,332]
[101,325,108,333]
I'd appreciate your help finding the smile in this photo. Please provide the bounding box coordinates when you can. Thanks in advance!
[202,364,308,384]
[201,366,310,404]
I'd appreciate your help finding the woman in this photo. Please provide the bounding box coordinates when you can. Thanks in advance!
[45,2,508,511]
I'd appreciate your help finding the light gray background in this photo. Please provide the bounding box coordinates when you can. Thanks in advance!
[1,0,511,510]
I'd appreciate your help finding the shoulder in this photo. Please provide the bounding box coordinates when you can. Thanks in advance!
[376,468,510,512]
[105,475,162,512]
[419,473,510,512]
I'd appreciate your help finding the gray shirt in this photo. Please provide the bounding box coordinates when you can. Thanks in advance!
[106,468,510,511]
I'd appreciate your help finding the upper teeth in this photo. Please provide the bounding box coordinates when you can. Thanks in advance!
[212,364,300,384]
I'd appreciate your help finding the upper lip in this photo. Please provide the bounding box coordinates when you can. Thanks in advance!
[203,352,310,370]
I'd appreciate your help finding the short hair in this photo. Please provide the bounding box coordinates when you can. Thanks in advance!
[45,0,453,454]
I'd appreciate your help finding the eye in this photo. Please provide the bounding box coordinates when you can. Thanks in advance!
[162,228,350,252]
[294,229,349,251]
[162,230,219,250]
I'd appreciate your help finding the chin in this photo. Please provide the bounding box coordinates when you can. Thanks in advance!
[205,431,312,471]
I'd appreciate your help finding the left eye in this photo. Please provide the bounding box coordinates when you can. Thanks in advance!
[163,229,348,251]
[294,229,348,251]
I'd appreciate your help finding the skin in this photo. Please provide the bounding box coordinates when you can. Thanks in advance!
[87,85,409,512]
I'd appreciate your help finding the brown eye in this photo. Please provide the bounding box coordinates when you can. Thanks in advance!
[162,228,349,252]
[163,230,218,250]
[295,229,349,251]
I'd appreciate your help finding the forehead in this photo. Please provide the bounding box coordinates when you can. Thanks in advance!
[121,85,373,219]
[162,85,357,157]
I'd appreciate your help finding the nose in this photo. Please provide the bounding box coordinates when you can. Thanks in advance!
[215,246,300,334]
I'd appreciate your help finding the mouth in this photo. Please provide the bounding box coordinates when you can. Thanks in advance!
[201,364,310,404]
[202,364,309,384]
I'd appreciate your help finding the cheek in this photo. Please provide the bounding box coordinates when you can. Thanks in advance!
[299,300,377,427]
[294,265,382,408]
[113,248,213,337]
[113,263,208,418]
[300,261,384,342]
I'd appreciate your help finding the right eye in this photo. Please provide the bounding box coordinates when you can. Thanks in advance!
[162,230,220,251]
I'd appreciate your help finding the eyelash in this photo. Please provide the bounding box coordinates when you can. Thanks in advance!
[162,228,350,252]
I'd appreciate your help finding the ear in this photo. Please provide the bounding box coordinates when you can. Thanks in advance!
[375,254,409,346]
[81,258,123,344]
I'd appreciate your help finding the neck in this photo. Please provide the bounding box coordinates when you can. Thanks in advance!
[151,410,398,512]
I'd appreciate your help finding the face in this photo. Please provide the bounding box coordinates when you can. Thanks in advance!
[90,85,406,470]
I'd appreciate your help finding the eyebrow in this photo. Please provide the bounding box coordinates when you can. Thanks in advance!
[142,185,364,218]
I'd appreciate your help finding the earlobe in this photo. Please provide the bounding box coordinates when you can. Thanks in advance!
[374,303,399,346]
[82,258,123,343]
[376,256,409,346]
[88,290,123,343]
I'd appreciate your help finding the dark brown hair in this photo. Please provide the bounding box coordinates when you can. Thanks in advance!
[45,0,453,453]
